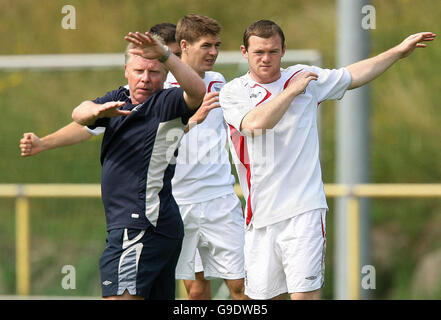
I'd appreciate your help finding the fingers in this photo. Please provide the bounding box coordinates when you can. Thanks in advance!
[102,101,126,110]
[296,71,318,84]
[143,32,158,44]
[114,101,126,107]
[285,71,318,95]
[303,71,319,79]
[205,103,221,111]
[294,71,318,79]
[416,33,436,42]
[204,91,219,99]
[20,133,34,157]
[406,32,436,47]
[125,32,152,47]
[115,110,132,116]
[128,49,144,57]
[413,32,436,49]
[202,92,220,105]
[124,33,141,46]
[418,32,436,38]
[98,101,131,118]
[134,32,151,44]
[202,92,221,110]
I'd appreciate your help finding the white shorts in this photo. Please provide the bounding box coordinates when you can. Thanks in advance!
[175,193,245,280]
[244,209,326,299]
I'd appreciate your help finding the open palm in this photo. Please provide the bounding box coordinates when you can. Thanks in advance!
[124,32,167,60]
[397,32,436,59]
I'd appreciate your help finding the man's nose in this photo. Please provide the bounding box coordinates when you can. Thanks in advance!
[208,46,218,56]
[141,71,150,82]
[262,53,271,63]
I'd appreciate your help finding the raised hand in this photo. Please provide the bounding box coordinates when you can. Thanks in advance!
[285,71,318,96]
[186,92,221,132]
[395,32,436,59]
[92,101,130,119]
[20,132,42,157]
[72,100,130,126]
[124,32,168,60]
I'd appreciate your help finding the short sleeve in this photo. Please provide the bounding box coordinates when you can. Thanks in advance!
[86,126,106,136]
[159,87,196,125]
[219,78,254,134]
[308,66,352,102]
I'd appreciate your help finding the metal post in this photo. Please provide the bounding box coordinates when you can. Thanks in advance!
[335,0,371,299]
[347,195,360,299]
[15,189,30,296]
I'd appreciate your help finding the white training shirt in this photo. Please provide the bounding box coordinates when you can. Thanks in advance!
[219,65,351,228]
[164,71,236,204]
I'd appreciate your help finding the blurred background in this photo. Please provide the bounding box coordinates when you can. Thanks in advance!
[1,0,440,299]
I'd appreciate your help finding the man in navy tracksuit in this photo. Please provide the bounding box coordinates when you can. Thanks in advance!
[72,31,206,300]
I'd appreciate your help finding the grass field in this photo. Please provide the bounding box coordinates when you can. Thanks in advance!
[1,0,441,299]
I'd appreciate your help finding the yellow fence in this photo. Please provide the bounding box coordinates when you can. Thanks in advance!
[1,183,441,299]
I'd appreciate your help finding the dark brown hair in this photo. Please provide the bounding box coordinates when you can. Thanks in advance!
[149,22,177,44]
[243,20,285,50]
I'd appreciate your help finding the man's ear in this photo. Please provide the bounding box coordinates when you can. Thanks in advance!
[124,64,128,79]
[240,45,248,58]
[281,43,287,58]
[180,39,188,52]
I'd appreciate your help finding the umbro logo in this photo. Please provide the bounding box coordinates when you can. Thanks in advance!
[250,84,271,106]
[102,280,113,286]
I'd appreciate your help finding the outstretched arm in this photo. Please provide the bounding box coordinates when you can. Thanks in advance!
[347,32,436,89]
[124,32,206,110]
[20,122,93,157]
[72,100,129,126]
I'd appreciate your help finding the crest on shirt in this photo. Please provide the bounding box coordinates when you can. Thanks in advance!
[208,81,224,93]
[249,84,271,106]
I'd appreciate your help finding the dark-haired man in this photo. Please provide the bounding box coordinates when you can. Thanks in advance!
[220,19,435,300]
[167,14,246,300]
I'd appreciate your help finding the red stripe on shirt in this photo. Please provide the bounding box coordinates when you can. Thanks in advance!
[283,69,304,89]
[207,81,223,93]
[229,124,253,225]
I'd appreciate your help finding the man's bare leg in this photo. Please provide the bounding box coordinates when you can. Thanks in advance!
[290,289,321,300]
[184,272,211,300]
[224,278,249,300]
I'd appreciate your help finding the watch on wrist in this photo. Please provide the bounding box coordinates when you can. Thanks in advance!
[158,46,171,63]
